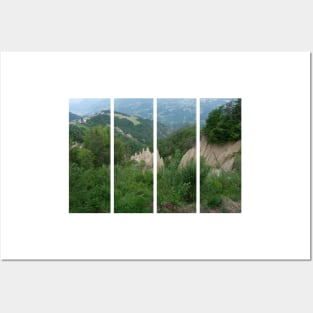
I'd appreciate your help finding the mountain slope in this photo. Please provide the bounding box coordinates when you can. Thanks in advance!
[69,112,81,121]
[157,99,196,130]
[179,138,241,170]
[114,98,153,120]
[158,125,196,159]
[69,110,171,155]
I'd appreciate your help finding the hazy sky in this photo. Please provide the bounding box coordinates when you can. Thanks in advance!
[69,98,110,106]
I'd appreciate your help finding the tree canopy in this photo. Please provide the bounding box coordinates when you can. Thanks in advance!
[84,126,110,167]
[203,99,241,144]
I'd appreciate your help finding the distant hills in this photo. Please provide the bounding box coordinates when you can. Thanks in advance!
[69,112,81,121]
[69,98,153,118]
[69,110,170,155]
[157,99,196,130]
[114,111,154,154]
[69,98,237,130]
[114,98,153,120]
[69,98,239,161]
[69,98,110,116]
[157,98,237,130]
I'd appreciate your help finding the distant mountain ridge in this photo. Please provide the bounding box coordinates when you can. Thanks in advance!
[69,110,171,155]
[114,98,235,130]
[69,98,236,129]
[114,99,153,120]
[69,112,81,121]
[157,99,196,130]
[69,99,110,116]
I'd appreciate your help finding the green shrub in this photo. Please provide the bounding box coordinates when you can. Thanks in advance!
[157,151,196,209]
[69,164,110,213]
[114,164,153,213]
[180,160,196,202]
[200,164,241,209]
[207,194,223,207]
[77,148,94,169]
[84,126,110,166]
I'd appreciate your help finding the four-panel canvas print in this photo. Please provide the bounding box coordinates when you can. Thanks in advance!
[69,98,241,213]
[1,51,309,260]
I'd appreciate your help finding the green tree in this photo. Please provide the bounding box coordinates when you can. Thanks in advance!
[69,124,85,143]
[84,126,110,167]
[114,137,127,164]
[204,99,241,143]
[69,146,79,164]
[77,148,94,169]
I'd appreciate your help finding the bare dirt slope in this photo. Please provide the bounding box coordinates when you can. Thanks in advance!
[179,138,241,170]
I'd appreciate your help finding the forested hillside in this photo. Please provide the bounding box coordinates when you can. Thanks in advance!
[158,125,195,160]
[69,112,81,121]
[70,110,169,156]
[69,125,110,213]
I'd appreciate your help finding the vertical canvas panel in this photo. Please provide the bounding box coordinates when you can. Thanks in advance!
[157,98,197,213]
[69,99,111,213]
[200,98,241,213]
[114,98,154,213]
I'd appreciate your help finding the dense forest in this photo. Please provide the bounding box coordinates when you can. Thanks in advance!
[69,124,110,213]
[202,98,241,143]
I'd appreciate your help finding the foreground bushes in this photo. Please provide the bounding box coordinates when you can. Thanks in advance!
[69,125,110,213]
[69,163,110,213]
[158,150,196,212]
[114,163,153,213]
[200,155,241,210]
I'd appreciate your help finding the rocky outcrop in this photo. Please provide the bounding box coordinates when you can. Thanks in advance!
[201,138,241,170]
[131,148,164,169]
[179,138,241,171]
[157,150,164,169]
[179,148,196,167]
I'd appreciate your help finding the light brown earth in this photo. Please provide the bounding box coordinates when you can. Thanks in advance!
[130,148,164,169]
[201,198,241,213]
[179,138,241,170]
